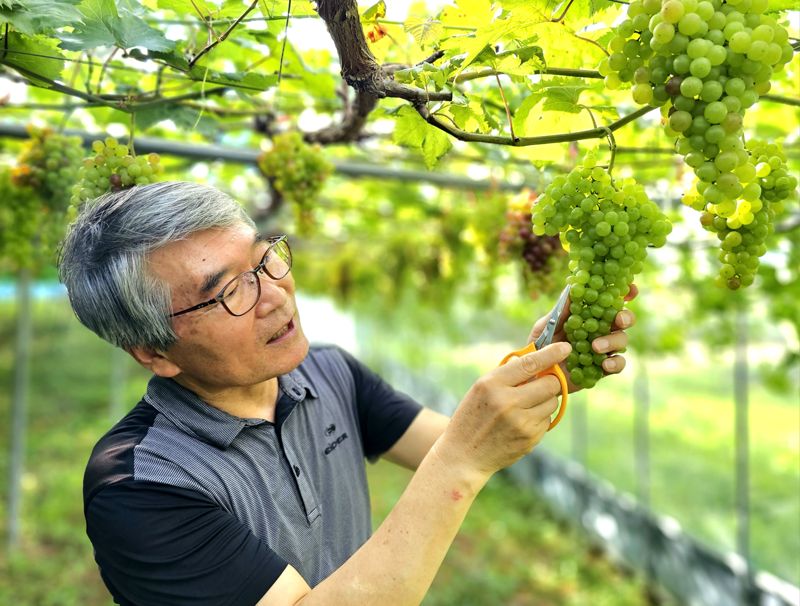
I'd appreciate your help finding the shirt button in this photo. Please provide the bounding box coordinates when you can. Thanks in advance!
[293,465,301,477]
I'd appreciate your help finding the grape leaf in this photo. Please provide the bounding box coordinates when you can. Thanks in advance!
[361,0,386,21]
[134,104,218,136]
[766,0,799,11]
[128,47,189,71]
[59,1,175,52]
[421,127,452,169]
[405,16,443,48]
[0,0,82,35]
[541,84,590,113]
[392,105,427,149]
[392,105,452,167]
[450,102,489,133]
[157,0,212,14]
[112,10,175,50]
[0,32,66,83]
[188,67,278,91]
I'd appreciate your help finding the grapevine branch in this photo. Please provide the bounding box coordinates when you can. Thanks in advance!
[455,67,603,83]
[302,11,449,145]
[316,0,453,103]
[413,104,657,147]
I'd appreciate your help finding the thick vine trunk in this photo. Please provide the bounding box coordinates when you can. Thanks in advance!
[316,0,384,96]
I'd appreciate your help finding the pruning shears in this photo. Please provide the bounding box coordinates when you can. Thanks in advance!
[498,285,571,431]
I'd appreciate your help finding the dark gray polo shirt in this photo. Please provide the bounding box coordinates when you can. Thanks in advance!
[84,344,422,606]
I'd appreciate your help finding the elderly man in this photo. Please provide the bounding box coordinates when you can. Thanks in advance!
[59,181,633,606]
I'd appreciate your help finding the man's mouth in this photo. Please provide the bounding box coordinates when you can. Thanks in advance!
[267,318,295,344]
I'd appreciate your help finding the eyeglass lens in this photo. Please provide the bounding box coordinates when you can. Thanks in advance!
[220,239,291,316]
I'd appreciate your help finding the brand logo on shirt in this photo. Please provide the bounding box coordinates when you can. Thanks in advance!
[325,423,336,436]
[324,432,349,455]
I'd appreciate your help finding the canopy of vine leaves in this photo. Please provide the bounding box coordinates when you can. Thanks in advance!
[0,0,798,358]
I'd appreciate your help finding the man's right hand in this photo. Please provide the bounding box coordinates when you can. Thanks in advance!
[435,342,572,479]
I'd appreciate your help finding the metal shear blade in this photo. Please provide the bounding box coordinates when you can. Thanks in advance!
[534,285,571,350]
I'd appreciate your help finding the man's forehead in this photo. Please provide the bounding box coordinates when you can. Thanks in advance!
[148,224,257,291]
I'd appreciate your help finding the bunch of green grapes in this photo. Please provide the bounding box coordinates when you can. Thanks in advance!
[0,166,54,270]
[531,158,672,388]
[689,139,797,288]
[500,191,567,300]
[257,132,332,234]
[71,137,163,209]
[599,0,794,289]
[11,126,83,212]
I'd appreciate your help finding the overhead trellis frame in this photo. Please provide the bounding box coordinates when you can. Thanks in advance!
[0,121,536,192]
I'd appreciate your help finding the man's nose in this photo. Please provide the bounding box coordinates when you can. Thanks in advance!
[253,271,291,316]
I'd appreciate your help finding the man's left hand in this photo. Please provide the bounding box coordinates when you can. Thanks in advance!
[527,284,639,393]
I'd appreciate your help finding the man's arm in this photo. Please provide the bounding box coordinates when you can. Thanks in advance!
[256,342,571,606]
[382,407,450,470]
[379,295,638,472]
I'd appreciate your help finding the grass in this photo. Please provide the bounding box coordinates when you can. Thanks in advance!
[0,297,669,605]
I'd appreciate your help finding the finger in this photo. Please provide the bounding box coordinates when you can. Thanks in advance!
[521,394,560,424]
[613,309,636,330]
[515,375,563,410]
[495,342,572,387]
[624,283,638,302]
[527,290,573,344]
[527,315,548,344]
[592,330,628,354]
[601,355,626,374]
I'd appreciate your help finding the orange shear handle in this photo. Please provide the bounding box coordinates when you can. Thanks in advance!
[499,342,568,431]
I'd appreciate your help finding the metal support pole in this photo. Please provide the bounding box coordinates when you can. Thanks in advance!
[571,391,588,468]
[734,301,753,604]
[7,269,32,550]
[634,358,650,511]
[633,356,656,598]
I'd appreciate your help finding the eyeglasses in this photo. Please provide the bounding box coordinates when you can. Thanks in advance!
[169,235,292,318]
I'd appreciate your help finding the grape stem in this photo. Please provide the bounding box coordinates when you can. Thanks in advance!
[583,106,617,173]
[188,0,260,68]
[494,73,518,143]
[277,0,292,86]
[601,126,617,174]
[551,0,576,23]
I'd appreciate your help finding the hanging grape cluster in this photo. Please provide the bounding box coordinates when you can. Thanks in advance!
[11,126,83,212]
[599,0,795,289]
[0,167,42,269]
[499,191,566,299]
[532,159,672,388]
[689,139,796,288]
[257,132,333,235]
[71,137,163,210]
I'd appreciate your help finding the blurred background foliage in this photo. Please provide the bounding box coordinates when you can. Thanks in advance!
[1,0,799,603]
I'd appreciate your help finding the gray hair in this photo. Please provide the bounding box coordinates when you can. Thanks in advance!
[58,181,254,351]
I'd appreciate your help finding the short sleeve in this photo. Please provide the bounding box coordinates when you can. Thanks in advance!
[338,349,423,459]
[86,481,288,606]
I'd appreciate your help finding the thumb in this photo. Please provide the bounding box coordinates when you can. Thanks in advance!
[495,342,572,387]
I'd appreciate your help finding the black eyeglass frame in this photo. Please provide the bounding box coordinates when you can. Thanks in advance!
[168,235,291,318]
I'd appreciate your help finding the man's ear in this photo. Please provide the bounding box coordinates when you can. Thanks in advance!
[127,346,182,378]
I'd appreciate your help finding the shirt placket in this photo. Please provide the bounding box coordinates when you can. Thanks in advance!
[279,385,321,525]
